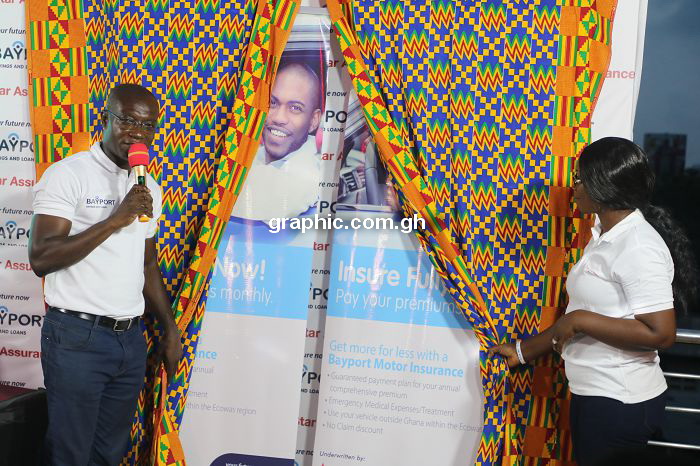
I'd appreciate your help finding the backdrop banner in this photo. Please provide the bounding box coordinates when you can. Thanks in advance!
[590,0,647,141]
[0,0,44,392]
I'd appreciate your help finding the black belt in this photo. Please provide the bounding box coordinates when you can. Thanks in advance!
[48,306,140,332]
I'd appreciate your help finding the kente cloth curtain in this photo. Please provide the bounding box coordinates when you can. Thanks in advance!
[327,0,614,464]
[26,0,615,463]
[26,0,301,463]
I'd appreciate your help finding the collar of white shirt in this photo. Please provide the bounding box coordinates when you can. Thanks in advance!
[91,141,128,174]
[591,208,644,243]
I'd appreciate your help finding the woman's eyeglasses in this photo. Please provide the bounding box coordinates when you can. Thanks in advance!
[573,172,582,186]
[105,109,158,132]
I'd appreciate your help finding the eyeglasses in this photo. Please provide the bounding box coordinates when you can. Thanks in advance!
[105,109,158,132]
[573,172,582,186]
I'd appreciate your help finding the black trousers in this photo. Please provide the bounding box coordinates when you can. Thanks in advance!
[570,391,666,466]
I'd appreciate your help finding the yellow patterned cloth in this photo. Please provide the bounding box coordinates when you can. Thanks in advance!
[327,0,615,463]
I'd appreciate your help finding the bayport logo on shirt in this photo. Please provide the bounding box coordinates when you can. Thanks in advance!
[85,195,117,208]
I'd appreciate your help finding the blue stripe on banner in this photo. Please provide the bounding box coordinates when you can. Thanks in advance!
[205,223,313,320]
[328,244,471,330]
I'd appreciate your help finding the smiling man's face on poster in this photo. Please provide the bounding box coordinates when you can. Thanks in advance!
[262,63,322,164]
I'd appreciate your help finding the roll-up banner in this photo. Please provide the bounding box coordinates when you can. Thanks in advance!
[179,12,347,465]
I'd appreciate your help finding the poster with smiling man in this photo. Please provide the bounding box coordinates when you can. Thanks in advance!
[179,13,349,466]
[231,60,324,223]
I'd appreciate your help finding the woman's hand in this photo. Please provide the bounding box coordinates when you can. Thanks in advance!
[488,313,587,368]
[487,343,520,368]
[551,311,582,353]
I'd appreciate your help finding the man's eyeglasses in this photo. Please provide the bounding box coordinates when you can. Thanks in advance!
[105,109,158,132]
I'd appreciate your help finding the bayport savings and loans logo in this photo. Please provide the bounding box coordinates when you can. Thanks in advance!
[0,220,30,247]
[0,132,34,161]
[302,364,320,392]
[1,40,27,62]
[0,305,43,337]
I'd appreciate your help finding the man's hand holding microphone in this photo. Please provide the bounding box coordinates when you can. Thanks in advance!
[108,143,153,229]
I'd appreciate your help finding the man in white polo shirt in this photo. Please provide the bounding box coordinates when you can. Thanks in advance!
[29,84,182,465]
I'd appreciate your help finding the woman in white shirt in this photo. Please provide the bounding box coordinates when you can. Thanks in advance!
[489,137,698,465]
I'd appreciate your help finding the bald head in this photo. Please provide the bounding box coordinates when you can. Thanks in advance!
[106,83,159,112]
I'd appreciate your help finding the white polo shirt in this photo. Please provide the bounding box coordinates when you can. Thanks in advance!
[32,142,162,318]
[562,209,673,403]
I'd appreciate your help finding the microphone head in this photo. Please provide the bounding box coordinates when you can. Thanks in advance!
[128,143,149,167]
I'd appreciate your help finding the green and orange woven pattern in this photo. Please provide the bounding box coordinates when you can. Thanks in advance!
[26,0,300,463]
[327,0,614,464]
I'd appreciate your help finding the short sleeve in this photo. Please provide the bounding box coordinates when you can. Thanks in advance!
[32,163,80,221]
[146,178,162,238]
[612,245,674,314]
